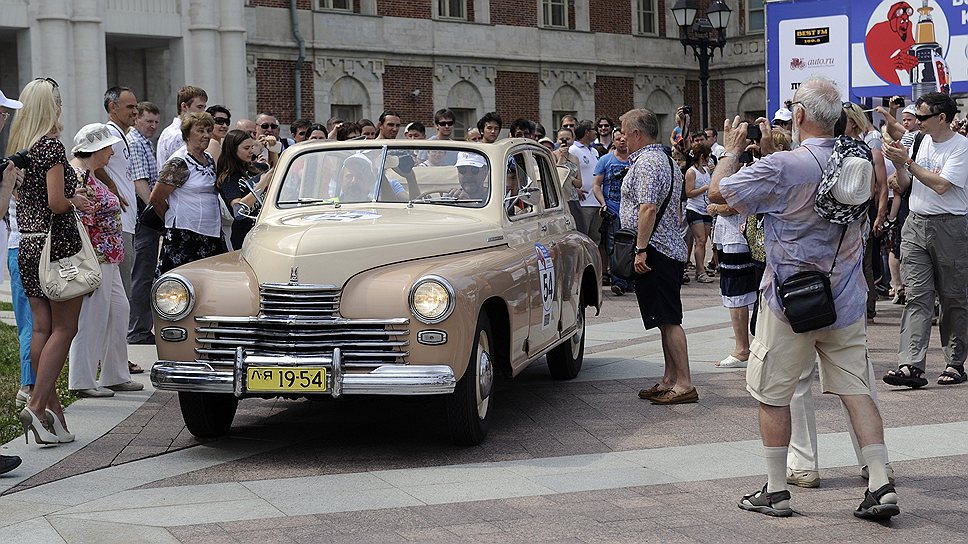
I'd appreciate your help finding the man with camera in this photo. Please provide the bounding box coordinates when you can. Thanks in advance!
[709,75,899,521]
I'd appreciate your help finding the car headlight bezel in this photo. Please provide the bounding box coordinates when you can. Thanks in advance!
[151,273,195,322]
[409,275,455,324]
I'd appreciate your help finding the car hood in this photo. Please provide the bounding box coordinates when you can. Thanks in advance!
[241,205,505,286]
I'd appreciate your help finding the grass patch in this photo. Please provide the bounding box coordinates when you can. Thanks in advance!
[0,301,12,311]
[0,321,76,445]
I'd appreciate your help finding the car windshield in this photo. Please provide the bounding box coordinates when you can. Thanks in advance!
[276,146,491,208]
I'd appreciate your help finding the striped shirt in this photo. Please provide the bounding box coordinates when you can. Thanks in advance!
[128,128,159,190]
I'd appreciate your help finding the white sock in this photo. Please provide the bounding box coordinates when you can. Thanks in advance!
[765,446,788,493]
[861,444,891,491]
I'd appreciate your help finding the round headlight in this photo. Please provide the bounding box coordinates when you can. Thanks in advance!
[409,276,454,324]
[152,274,194,321]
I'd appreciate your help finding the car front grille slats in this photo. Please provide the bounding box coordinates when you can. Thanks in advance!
[195,283,409,370]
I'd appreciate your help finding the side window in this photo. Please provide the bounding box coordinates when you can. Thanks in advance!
[505,152,535,218]
[534,152,561,210]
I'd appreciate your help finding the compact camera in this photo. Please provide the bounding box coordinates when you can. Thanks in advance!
[0,150,30,172]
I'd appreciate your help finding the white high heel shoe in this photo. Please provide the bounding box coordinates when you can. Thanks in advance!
[46,409,75,443]
[18,408,59,445]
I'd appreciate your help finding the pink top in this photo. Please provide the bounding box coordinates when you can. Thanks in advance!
[73,166,124,265]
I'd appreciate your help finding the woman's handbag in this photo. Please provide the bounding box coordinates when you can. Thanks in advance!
[611,156,677,281]
[39,211,101,301]
[139,204,165,231]
[774,225,847,333]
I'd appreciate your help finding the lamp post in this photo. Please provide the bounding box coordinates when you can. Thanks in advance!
[671,0,732,129]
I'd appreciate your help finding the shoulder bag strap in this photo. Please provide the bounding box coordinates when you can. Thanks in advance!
[827,224,849,276]
[645,156,677,247]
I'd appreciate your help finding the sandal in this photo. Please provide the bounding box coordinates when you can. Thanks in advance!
[638,383,670,400]
[938,365,967,386]
[128,361,144,375]
[883,364,928,388]
[854,483,900,520]
[738,484,793,517]
[695,273,714,284]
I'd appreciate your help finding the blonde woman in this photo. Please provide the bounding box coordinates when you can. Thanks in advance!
[7,78,92,444]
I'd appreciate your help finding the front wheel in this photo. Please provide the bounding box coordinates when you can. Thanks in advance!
[446,312,494,445]
[546,292,585,380]
[178,392,238,438]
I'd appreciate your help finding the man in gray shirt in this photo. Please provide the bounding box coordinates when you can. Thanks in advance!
[710,75,899,521]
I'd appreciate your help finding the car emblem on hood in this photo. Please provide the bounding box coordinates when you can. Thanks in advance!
[289,267,299,284]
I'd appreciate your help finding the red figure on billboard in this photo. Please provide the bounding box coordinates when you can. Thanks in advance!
[865,1,920,84]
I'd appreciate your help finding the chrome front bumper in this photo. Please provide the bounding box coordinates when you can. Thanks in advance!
[150,347,457,397]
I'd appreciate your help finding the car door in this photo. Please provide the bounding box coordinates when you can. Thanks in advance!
[504,149,562,356]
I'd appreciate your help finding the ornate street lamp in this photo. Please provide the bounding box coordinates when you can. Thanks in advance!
[671,0,732,128]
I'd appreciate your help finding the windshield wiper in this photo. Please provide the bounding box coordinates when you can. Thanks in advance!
[277,198,339,206]
[408,197,483,206]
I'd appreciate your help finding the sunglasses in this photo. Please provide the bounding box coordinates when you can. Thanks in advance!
[213,117,231,126]
[562,124,575,129]
[915,111,943,122]
[34,77,58,88]
[260,123,279,130]
[436,120,455,126]
[296,131,307,137]
[598,124,611,129]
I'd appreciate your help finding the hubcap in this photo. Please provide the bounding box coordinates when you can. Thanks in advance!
[476,331,492,419]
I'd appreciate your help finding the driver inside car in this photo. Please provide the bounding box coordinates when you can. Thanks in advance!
[337,153,408,202]
[448,151,490,201]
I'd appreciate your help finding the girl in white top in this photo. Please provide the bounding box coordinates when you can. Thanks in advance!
[148,112,226,275]
[684,143,714,283]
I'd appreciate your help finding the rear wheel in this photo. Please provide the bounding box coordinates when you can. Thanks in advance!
[446,312,494,445]
[178,392,238,438]
[546,292,585,380]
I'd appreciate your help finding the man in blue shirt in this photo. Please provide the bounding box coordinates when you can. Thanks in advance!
[593,128,631,295]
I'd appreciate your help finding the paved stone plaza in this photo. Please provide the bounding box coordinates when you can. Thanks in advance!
[2,281,968,543]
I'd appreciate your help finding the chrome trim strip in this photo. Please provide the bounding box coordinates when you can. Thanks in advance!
[331,347,343,398]
[195,327,406,338]
[151,360,456,395]
[195,316,410,326]
[260,282,340,291]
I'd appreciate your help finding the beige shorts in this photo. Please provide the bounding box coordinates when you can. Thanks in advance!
[746,296,871,406]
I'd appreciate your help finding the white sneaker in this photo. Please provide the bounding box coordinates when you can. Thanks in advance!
[71,387,115,398]
[106,380,145,392]
[717,355,748,368]
[786,468,821,488]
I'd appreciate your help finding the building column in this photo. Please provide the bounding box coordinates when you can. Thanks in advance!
[28,0,74,128]
[72,0,106,138]
[219,0,248,116]
[185,0,222,100]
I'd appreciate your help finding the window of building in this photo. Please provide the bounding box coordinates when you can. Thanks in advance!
[451,108,476,140]
[633,0,657,35]
[541,0,568,28]
[314,0,352,11]
[331,104,362,124]
[747,0,764,33]
[437,0,466,20]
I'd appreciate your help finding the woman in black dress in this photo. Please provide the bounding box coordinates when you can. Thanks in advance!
[6,78,92,444]
[215,129,272,250]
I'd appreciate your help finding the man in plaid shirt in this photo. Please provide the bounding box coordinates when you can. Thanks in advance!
[127,101,161,346]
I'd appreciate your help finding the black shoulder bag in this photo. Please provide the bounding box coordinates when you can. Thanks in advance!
[774,225,848,333]
[612,156,677,281]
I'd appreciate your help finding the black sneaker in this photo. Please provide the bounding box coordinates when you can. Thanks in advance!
[738,484,793,517]
[610,285,624,296]
[854,483,900,520]
[0,454,22,475]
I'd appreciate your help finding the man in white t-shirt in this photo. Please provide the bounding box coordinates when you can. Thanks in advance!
[569,120,603,243]
[883,92,968,389]
[97,86,139,296]
[157,85,208,166]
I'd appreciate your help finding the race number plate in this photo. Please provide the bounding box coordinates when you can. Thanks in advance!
[246,367,327,393]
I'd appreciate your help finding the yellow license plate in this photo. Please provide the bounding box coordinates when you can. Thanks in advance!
[246,367,327,392]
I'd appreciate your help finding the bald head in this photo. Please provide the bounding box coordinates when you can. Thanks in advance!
[237,118,257,138]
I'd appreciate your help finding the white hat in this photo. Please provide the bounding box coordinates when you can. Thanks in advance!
[901,105,918,117]
[773,107,793,123]
[72,123,122,155]
[455,151,486,168]
[815,136,873,224]
[538,137,555,146]
[0,89,23,110]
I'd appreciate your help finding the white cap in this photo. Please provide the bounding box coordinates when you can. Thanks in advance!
[772,107,793,123]
[0,89,23,110]
[902,105,918,117]
[829,156,873,205]
[455,151,486,168]
[72,123,122,155]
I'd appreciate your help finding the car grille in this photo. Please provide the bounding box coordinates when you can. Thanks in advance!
[194,283,409,370]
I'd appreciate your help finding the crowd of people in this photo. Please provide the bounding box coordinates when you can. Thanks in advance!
[3,74,968,525]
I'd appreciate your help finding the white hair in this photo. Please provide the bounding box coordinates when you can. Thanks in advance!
[793,76,842,133]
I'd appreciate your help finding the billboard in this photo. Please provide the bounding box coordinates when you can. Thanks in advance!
[767,0,968,115]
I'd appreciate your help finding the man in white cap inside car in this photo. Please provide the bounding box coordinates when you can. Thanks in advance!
[449,152,490,201]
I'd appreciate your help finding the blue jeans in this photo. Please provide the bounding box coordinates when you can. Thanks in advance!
[605,215,631,291]
[7,248,35,386]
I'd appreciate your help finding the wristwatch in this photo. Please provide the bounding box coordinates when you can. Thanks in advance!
[904,158,914,171]
[634,246,647,255]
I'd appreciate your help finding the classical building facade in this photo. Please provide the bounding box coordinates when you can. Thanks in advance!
[0,0,767,143]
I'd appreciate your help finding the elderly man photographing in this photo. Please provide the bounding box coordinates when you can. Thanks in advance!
[709,76,900,521]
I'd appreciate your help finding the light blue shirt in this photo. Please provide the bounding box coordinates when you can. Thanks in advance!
[719,137,867,329]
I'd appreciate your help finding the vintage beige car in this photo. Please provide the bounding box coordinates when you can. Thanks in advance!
[150,139,602,445]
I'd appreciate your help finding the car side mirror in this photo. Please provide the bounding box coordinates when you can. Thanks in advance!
[243,174,265,207]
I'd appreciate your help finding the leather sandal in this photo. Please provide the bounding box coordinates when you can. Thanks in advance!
[883,364,928,388]
[738,484,793,517]
[938,365,967,385]
[854,483,900,520]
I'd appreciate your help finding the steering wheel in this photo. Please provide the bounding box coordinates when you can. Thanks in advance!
[416,189,459,200]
